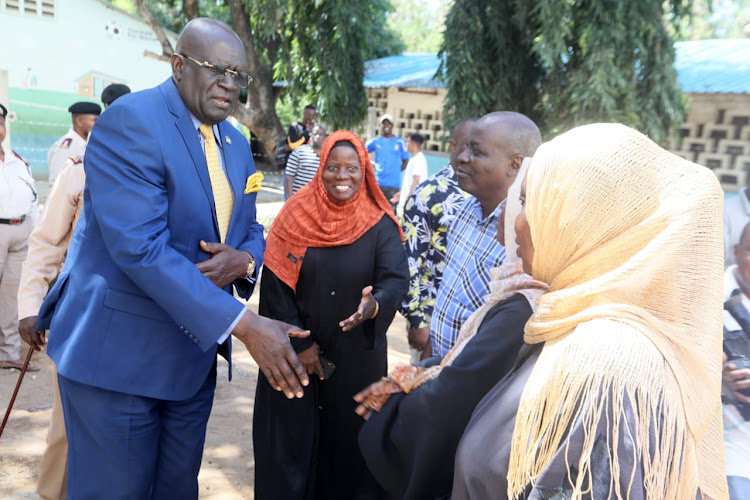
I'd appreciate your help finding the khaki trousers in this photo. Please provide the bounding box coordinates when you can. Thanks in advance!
[0,218,31,361]
[37,367,67,500]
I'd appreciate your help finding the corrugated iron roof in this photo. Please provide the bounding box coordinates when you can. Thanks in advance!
[364,53,444,88]
[674,39,750,94]
[364,39,750,94]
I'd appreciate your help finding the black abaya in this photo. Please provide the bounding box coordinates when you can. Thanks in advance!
[253,215,408,500]
[357,293,533,499]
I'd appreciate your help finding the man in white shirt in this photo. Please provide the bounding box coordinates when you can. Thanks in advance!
[0,103,39,370]
[394,133,428,216]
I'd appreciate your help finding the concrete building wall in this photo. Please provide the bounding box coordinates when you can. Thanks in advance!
[366,86,750,190]
[366,87,450,153]
[668,93,750,191]
[0,0,172,94]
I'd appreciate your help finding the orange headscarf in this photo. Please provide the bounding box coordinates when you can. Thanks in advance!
[264,130,404,292]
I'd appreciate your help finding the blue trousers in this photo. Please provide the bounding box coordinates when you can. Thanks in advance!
[729,476,750,500]
[57,368,216,499]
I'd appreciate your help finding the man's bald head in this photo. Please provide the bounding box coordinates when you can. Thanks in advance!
[171,18,247,125]
[455,111,541,217]
[175,18,243,57]
[478,111,542,158]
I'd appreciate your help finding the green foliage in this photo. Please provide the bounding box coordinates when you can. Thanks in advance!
[277,0,403,130]
[440,0,694,144]
[109,0,403,131]
[672,0,750,40]
[439,0,544,130]
[275,95,300,128]
[387,0,450,52]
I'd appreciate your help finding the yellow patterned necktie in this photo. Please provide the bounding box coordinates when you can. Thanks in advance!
[199,124,233,243]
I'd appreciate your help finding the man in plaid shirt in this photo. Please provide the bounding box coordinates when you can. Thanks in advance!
[430,112,542,357]
[400,118,476,361]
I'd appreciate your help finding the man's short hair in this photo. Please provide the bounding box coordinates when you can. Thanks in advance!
[304,104,316,112]
[408,133,424,146]
[101,84,131,106]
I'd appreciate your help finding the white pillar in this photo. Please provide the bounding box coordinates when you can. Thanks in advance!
[367,106,377,142]
[0,69,10,152]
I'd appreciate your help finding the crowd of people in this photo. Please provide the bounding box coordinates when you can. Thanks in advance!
[0,15,748,500]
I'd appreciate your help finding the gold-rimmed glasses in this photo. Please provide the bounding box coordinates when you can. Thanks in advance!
[178,53,252,89]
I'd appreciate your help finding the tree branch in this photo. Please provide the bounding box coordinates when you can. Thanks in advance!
[143,50,171,63]
[183,0,200,21]
[226,0,258,75]
[135,0,173,58]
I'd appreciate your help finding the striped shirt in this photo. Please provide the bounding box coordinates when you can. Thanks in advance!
[285,144,320,194]
[430,197,506,357]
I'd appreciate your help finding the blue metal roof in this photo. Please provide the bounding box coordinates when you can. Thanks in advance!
[364,40,750,94]
[364,53,444,88]
[674,39,750,94]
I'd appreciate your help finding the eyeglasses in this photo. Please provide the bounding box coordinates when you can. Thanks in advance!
[178,53,252,89]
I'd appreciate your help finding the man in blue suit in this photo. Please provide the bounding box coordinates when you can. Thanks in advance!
[31,18,310,498]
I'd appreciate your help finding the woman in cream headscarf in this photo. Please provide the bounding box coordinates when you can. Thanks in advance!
[355,158,548,499]
[452,123,728,499]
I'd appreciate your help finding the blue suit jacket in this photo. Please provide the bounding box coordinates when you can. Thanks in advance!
[38,79,266,401]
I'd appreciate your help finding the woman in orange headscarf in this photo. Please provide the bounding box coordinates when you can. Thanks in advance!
[253,130,409,500]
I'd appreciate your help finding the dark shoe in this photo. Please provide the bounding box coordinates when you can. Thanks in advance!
[0,359,40,371]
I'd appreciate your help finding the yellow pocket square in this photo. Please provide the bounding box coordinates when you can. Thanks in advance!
[244,173,264,194]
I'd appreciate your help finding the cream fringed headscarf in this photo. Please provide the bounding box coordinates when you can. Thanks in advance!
[507,124,727,499]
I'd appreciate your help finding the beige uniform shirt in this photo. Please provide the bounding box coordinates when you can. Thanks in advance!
[18,156,84,320]
[47,128,86,184]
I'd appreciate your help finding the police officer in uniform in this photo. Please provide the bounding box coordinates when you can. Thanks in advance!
[46,101,100,184]
[0,103,38,370]
[17,84,130,500]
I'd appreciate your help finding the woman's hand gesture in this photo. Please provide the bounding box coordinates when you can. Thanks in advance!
[340,286,378,332]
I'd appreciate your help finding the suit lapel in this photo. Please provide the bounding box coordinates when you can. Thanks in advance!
[160,80,220,238]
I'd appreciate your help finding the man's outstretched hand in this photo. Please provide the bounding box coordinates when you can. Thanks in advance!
[233,311,310,399]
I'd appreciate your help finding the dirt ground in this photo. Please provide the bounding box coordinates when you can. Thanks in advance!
[0,278,412,499]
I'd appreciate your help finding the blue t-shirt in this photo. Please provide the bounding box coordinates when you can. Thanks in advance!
[367,135,410,188]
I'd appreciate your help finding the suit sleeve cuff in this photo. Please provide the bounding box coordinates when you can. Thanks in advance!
[217,308,246,344]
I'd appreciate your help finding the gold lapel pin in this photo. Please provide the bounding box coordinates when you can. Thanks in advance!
[225,136,232,145]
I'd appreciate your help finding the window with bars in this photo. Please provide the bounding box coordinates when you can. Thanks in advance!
[3,0,54,17]
[5,0,20,13]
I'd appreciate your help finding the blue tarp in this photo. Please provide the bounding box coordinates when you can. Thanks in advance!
[364,40,750,95]
[674,39,750,94]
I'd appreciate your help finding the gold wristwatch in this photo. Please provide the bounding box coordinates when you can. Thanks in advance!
[243,251,256,278]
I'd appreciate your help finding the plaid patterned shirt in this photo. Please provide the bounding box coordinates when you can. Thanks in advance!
[400,165,467,329]
[430,196,505,357]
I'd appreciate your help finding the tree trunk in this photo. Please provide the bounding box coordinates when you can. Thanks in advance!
[226,0,285,159]
[182,0,200,20]
[135,0,173,58]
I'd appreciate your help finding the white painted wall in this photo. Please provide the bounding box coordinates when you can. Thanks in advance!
[0,0,172,93]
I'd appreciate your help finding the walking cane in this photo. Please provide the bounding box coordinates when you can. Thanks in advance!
[0,346,35,439]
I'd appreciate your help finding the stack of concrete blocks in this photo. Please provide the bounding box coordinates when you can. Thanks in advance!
[365,87,451,153]
[668,94,750,192]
